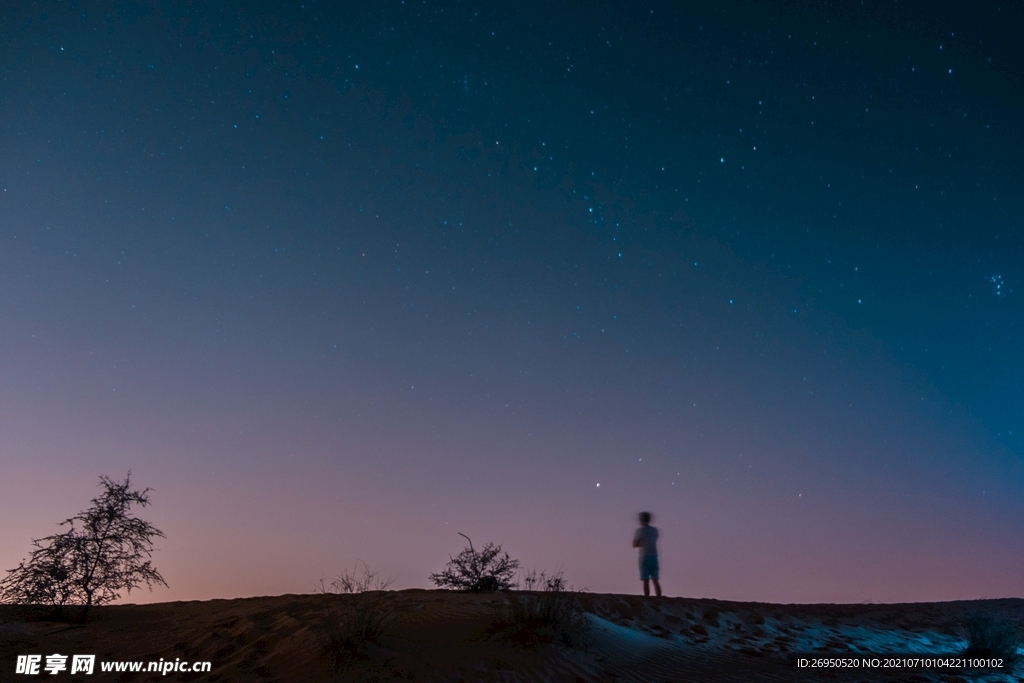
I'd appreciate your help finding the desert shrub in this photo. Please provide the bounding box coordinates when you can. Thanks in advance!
[963,613,1022,662]
[0,473,166,622]
[488,569,590,648]
[319,593,393,673]
[429,533,519,592]
[312,561,394,595]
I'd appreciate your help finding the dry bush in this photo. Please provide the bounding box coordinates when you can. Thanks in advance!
[429,533,519,592]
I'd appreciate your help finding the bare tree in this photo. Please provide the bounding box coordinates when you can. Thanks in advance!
[429,533,520,592]
[0,473,167,621]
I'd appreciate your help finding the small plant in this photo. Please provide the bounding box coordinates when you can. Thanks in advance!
[312,560,394,595]
[313,562,395,673]
[518,568,568,593]
[429,533,519,592]
[319,593,393,674]
[488,569,590,648]
[963,612,1022,663]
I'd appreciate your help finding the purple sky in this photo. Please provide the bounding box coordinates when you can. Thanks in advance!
[2,0,1023,604]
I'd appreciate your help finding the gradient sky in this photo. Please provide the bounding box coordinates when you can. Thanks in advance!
[2,0,1022,604]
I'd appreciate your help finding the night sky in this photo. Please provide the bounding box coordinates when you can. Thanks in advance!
[2,0,1022,604]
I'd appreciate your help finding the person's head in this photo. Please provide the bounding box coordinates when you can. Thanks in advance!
[639,511,652,526]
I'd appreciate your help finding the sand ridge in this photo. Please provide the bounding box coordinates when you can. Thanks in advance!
[2,591,1022,682]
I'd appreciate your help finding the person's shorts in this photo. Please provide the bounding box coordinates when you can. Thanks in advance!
[639,554,659,581]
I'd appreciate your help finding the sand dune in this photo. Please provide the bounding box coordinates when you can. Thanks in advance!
[2,592,1021,682]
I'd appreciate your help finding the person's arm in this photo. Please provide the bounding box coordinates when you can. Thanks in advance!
[632,529,641,548]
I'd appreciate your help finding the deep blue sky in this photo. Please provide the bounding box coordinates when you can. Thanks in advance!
[2,0,1022,602]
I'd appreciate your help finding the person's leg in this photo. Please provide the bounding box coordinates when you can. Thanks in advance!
[642,578,650,596]
[652,578,662,597]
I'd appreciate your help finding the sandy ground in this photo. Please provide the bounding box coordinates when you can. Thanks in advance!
[2,591,1022,682]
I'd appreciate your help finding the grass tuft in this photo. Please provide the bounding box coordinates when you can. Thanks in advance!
[963,612,1022,663]
[486,569,590,649]
[313,562,395,674]
[312,560,394,595]
[319,593,393,673]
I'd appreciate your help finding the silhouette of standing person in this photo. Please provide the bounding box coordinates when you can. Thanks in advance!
[632,511,662,597]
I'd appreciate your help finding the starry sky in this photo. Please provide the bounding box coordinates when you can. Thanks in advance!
[2,0,1022,604]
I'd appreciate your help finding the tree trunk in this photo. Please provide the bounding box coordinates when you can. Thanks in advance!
[80,593,93,623]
